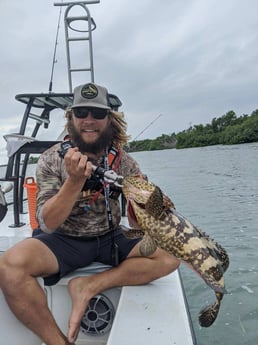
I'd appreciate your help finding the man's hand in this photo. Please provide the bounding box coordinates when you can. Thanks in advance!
[64,147,93,184]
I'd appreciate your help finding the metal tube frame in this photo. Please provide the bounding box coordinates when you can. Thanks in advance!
[62,2,96,90]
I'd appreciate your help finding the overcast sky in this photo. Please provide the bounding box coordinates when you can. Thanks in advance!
[0,0,258,164]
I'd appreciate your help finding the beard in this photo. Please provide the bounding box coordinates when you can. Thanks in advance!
[68,121,115,154]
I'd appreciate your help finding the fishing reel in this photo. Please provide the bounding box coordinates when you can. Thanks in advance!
[58,141,123,191]
[58,141,103,191]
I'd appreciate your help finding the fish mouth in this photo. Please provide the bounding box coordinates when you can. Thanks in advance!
[127,199,137,221]
[127,198,146,228]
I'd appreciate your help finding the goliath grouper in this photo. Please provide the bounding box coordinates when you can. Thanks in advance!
[122,175,229,327]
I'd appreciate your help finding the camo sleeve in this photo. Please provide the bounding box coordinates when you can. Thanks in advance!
[35,143,66,232]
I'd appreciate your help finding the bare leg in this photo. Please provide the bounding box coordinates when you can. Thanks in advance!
[67,242,179,343]
[0,238,74,345]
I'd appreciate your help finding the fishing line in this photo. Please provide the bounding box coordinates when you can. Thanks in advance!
[132,113,163,141]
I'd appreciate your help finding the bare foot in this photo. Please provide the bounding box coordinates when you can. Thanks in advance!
[67,276,92,343]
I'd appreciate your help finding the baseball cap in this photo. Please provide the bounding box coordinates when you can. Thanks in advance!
[72,83,111,110]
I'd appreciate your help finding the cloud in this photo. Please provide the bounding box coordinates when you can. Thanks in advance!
[0,0,258,164]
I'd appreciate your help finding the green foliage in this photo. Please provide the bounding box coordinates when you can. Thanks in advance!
[28,156,39,164]
[128,133,176,152]
[22,110,258,156]
[176,109,258,149]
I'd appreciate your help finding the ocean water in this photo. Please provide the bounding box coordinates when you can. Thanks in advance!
[1,143,257,344]
[131,143,258,345]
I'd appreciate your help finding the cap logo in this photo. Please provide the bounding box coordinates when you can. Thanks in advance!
[81,83,98,99]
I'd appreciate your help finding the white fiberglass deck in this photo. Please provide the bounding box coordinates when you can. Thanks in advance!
[0,210,196,345]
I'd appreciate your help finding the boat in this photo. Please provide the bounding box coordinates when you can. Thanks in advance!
[0,2,197,344]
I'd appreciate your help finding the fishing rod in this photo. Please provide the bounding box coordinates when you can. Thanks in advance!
[132,113,163,141]
[48,0,63,92]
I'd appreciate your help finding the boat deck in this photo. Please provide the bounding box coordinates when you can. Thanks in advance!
[0,209,196,345]
[107,271,195,345]
[0,212,32,254]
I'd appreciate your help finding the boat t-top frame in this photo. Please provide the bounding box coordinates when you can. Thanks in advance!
[0,1,122,227]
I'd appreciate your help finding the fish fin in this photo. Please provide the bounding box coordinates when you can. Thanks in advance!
[163,193,176,210]
[206,243,230,274]
[145,186,164,219]
[140,234,157,256]
[199,292,223,327]
[120,225,144,239]
[196,228,230,273]
[213,243,230,273]
[122,229,145,239]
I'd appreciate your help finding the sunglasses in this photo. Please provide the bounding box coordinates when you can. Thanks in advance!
[73,107,109,120]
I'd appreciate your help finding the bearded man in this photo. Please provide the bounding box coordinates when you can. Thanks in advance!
[0,83,179,345]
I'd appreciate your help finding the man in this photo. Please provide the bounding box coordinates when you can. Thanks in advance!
[0,83,180,345]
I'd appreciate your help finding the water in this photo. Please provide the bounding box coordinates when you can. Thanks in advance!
[1,143,257,345]
[130,143,258,345]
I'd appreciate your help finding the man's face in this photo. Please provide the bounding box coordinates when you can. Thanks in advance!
[73,108,110,144]
[69,108,114,154]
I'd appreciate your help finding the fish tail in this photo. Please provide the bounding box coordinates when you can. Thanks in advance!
[198,292,223,327]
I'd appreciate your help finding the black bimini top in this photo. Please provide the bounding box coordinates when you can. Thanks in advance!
[15,93,74,110]
[15,92,122,111]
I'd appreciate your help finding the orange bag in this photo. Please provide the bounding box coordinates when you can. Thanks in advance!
[24,177,38,230]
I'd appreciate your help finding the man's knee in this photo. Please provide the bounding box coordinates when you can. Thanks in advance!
[0,239,44,288]
[0,250,27,288]
[153,249,180,276]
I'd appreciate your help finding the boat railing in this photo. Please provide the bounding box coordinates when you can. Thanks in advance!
[0,93,73,227]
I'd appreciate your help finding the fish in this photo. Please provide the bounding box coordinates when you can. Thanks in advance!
[122,175,229,327]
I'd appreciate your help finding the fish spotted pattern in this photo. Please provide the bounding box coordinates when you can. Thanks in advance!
[122,175,229,327]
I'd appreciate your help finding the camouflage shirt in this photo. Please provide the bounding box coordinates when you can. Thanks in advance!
[36,143,142,237]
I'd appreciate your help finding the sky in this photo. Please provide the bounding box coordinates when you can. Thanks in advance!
[0,0,258,164]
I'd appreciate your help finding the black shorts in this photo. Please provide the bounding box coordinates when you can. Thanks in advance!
[32,227,141,286]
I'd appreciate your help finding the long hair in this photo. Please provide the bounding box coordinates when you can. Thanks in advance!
[64,108,131,148]
[109,110,131,147]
